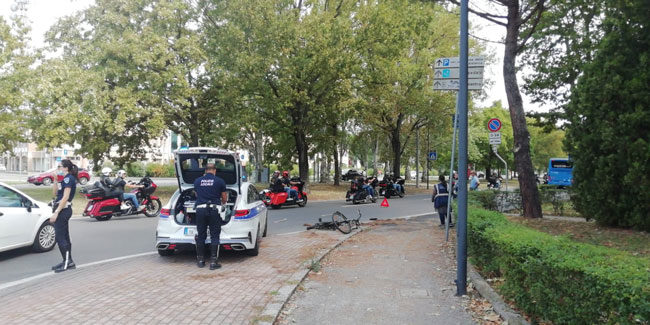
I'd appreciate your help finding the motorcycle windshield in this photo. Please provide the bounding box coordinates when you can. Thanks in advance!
[174,148,241,191]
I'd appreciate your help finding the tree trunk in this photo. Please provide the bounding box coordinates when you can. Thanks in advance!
[504,4,542,218]
[294,129,310,189]
[405,163,411,181]
[391,127,401,177]
[332,124,341,186]
[373,136,379,176]
[319,154,328,183]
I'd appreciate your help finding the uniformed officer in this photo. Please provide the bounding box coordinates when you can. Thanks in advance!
[50,159,78,273]
[194,163,227,270]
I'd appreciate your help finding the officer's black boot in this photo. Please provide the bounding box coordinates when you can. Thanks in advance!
[54,250,75,273]
[209,244,221,270]
[196,238,206,268]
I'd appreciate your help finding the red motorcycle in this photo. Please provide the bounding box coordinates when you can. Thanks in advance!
[260,177,308,209]
[81,177,162,221]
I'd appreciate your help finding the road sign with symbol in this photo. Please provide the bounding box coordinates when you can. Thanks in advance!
[433,56,485,91]
[487,118,502,132]
[428,151,437,161]
[433,56,485,68]
[433,67,484,79]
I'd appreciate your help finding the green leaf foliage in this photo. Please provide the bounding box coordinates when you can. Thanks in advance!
[565,0,650,231]
[469,207,650,324]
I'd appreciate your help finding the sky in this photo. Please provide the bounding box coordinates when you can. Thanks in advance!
[0,0,547,113]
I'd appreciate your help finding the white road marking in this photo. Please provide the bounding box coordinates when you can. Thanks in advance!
[0,251,156,293]
[273,218,288,224]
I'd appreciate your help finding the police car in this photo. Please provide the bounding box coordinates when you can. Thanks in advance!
[155,148,268,256]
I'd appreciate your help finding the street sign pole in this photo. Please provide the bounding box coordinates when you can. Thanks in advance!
[446,93,459,242]
[416,129,420,188]
[427,129,430,190]
[456,0,469,297]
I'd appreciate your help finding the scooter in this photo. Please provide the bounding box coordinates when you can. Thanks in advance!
[345,180,376,204]
[81,177,162,221]
[260,177,308,209]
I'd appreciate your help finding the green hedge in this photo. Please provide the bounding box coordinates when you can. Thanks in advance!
[468,208,650,324]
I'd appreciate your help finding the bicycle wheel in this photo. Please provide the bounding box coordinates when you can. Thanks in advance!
[332,211,351,234]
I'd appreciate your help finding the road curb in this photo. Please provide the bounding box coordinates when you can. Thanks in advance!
[257,230,361,325]
[467,264,529,325]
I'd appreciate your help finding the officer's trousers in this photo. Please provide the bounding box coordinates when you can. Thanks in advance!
[54,206,73,259]
[195,207,221,256]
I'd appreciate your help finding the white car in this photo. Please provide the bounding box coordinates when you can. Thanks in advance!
[156,148,268,257]
[0,182,56,253]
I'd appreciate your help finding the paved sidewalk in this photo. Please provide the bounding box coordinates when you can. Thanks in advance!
[0,230,346,325]
[278,215,477,325]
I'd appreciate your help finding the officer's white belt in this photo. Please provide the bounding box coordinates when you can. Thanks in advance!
[196,204,221,209]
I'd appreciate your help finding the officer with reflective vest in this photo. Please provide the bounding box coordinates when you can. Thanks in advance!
[194,163,228,270]
[432,175,453,228]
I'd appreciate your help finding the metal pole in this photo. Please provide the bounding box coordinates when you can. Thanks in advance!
[456,0,469,297]
[492,145,508,201]
[426,129,430,190]
[416,129,420,188]
[446,94,460,242]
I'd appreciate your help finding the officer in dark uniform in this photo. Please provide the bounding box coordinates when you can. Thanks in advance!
[194,163,227,270]
[50,159,78,273]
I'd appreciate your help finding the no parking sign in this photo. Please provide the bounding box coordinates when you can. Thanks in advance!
[487,118,502,132]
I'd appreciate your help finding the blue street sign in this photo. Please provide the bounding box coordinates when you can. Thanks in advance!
[63,149,67,155]
[428,151,437,161]
[443,58,449,66]
[56,157,61,162]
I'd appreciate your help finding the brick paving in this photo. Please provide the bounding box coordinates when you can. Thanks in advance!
[0,230,345,325]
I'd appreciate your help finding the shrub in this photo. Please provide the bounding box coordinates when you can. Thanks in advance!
[468,208,650,324]
[125,162,145,178]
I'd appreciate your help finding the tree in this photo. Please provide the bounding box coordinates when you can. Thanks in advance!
[448,0,547,218]
[0,15,32,153]
[565,0,650,231]
[355,0,458,178]
[207,0,358,184]
[30,0,231,166]
[522,0,605,130]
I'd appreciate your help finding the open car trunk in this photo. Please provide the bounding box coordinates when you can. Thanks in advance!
[173,188,238,225]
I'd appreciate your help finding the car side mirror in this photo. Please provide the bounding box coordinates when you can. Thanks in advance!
[23,199,33,213]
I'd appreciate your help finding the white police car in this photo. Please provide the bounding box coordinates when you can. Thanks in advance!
[0,182,56,253]
[156,148,268,256]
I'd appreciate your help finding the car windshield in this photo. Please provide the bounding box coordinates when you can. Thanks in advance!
[178,154,237,185]
[551,160,573,169]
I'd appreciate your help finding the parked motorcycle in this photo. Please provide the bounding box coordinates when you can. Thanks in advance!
[487,177,502,189]
[377,177,405,198]
[260,177,308,209]
[345,179,376,204]
[81,176,161,221]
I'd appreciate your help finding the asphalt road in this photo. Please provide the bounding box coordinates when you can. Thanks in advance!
[0,193,435,286]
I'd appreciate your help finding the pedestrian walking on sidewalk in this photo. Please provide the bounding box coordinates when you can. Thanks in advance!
[50,159,78,273]
[194,163,228,270]
[432,175,453,228]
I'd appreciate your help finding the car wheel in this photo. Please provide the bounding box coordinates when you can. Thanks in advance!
[79,177,89,185]
[32,221,56,252]
[144,199,162,217]
[42,177,52,186]
[158,249,174,256]
[246,225,260,256]
[95,215,112,221]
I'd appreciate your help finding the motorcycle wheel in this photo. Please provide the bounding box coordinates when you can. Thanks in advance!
[144,198,162,217]
[371,196,377,203]
[297,195,307,207]
[95,215,112,221]
[398,191,404,198]
[271,204,281,210]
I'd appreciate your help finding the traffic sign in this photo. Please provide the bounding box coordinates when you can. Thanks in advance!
[433,67,484,79]
[433,79,483,90]
[489,132,502,145]
[487,118,502,132]
[433,56,485,68]
[428,151,437,161]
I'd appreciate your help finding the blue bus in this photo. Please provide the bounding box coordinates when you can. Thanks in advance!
[547,158,573,187]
